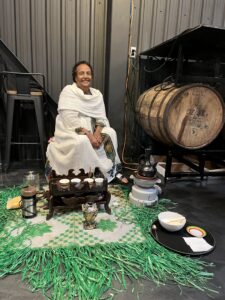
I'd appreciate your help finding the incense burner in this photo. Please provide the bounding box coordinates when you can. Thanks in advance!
[82,202,98,230]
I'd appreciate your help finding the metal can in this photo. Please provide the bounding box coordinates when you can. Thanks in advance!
[21,186,37,218]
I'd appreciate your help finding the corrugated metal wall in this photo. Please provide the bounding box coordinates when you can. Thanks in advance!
[122,0,225,158]
[0,0,107,101]
[130,0,225,54]
[1,0,225,103]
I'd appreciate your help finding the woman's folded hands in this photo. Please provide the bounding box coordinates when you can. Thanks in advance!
[81,128,101,149]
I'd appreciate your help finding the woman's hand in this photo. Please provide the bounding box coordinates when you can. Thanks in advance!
[93,126,103,144]
[88,134,100,149]
[81,128,101,149]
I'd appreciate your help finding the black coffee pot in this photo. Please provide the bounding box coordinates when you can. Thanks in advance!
[138,148,157,178]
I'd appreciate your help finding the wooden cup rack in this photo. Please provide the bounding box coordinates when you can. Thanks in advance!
[46,170,111,220]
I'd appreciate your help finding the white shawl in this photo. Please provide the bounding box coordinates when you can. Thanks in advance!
[47,82,121,178]
[58,83,109,124]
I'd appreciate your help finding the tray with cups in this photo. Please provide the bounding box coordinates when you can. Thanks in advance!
[46,169,110,220]
[49,174,107,196]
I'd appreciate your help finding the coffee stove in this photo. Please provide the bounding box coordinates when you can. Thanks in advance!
[129,172,161,207]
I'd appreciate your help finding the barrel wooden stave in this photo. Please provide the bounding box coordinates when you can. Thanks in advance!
[136,84,225,149]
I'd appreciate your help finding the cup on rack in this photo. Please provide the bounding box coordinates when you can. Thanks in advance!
[84,178,94,188]
[95,177,104,187]
[71,178,81,188]
[59,178,70,190]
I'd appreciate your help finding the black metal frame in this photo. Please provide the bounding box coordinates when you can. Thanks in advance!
[0,71,47,170]
[174,44,225,86]
[165,148,225,182]
[1,70,45,93]
[138,26,225,181]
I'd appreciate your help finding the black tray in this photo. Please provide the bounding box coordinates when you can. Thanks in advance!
[150,220,215,256]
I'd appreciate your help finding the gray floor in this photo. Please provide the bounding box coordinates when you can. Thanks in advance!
[0,165,225,300]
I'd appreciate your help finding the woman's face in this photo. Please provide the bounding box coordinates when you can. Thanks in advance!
[75,64,92,92]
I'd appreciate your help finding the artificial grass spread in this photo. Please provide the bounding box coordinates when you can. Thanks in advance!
[0,186,217,299]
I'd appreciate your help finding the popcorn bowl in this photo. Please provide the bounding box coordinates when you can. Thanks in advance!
[158,211,186,232]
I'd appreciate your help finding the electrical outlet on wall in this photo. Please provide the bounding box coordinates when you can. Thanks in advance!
[130,46,136,58]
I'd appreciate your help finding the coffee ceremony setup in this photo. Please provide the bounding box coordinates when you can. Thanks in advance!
[0,2,225,300]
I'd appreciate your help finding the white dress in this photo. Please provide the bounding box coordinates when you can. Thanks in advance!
[46,83,121,181]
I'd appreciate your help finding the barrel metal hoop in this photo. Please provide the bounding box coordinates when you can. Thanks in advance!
[156,86,177,143]
[136,92,147,124]
[147,85,163,141]
[163,84,195,143]
[164,83,225,148]
[136,86,154,113]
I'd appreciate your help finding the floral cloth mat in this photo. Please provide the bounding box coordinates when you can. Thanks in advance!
[4,186,145,249]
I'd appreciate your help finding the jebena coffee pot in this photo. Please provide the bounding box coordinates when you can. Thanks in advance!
[138,147,157,178]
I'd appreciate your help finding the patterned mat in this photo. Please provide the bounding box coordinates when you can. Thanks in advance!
[4,186,145,249]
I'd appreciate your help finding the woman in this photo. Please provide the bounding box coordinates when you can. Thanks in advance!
[46,61,127,183]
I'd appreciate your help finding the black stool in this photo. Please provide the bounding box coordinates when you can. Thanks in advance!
[1,71,46,170]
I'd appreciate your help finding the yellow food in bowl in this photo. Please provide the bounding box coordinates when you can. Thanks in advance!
[158,211,186,232]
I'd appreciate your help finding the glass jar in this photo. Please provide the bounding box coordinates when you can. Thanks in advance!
[23,171,40,191]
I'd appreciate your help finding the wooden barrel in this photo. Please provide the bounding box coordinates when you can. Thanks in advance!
[136,83,225,149]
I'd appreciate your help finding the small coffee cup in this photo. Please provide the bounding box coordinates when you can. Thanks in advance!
[71,178,81,187]
[95,178,104,187]
[59,178,70,189]
[84,178,94,188]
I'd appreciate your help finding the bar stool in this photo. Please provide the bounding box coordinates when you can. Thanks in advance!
[1,71,47,170]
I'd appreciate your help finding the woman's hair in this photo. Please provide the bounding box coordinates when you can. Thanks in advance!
[72,61,93,82]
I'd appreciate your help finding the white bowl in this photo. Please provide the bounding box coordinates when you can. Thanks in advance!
[158,211,186,232]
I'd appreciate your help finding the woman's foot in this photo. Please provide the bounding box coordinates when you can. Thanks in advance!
[115,173,129,184]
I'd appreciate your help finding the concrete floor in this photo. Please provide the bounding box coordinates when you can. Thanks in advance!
[0,165,224,300]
